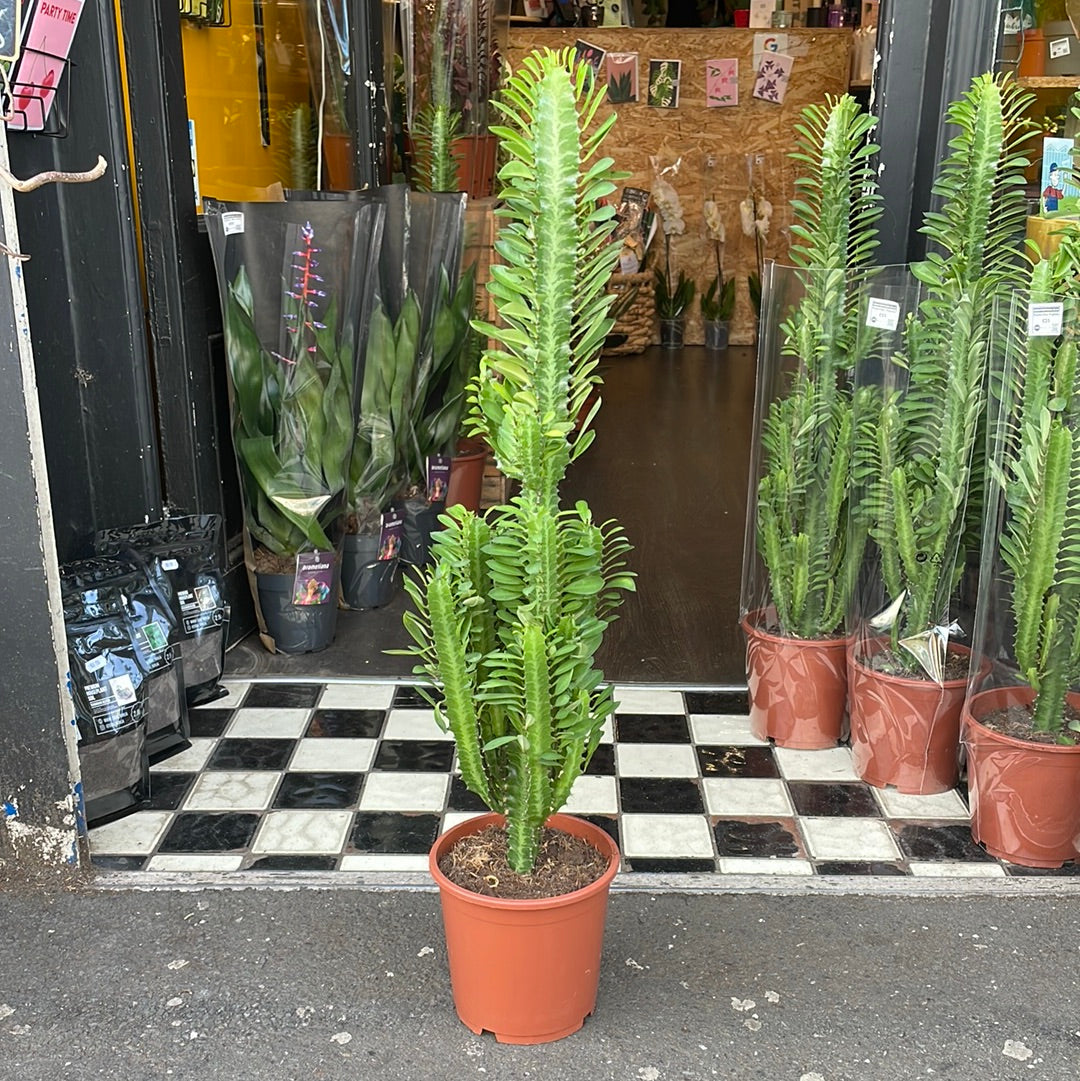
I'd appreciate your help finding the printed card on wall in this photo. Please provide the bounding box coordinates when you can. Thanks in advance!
[574,39,607,83]
[1040,135,1079,216]
[606,52,638,104]
[752,52,794,105]
[706,59,738,107]
[647,59,681,109]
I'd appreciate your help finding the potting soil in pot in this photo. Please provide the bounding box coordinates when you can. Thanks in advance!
[96,515,229,705]
[61,567,151,828]
[63,557,189,764]
[437,826,609,900]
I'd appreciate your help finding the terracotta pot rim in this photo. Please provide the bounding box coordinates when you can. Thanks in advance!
[740,611,851,648]
[850,638,971,690]
[965,687,1080,756]
[429,812,620,912]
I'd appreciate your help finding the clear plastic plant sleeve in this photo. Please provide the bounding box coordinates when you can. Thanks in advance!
[962,288,1080,867]
[845,264,988,794]
[204,197,384,559]
[739,260,912,749]
[347,185,466,539]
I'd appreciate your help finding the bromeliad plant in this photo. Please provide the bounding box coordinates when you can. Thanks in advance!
[859,73,1036,676]
[990,237,1080,740]
[751,94,882,639]
[223,221,356,558]
[400,48,635,875]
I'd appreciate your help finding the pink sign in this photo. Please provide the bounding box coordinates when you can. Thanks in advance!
[10,0,86,131]
[706,58,738,108]
[752,52,793,105]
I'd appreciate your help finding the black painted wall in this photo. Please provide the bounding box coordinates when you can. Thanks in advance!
[7,0,162,562]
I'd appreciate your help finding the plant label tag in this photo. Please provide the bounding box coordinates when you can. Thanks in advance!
[426,456,451,503]
[222,211,245,235]
[865,297,901,331]
[378,507,404,561]
[1029,302,1064,337]
[292,551,335,606]
[1050,37,1071,59]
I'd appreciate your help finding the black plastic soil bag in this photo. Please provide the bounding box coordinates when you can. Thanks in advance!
[96,515,230,706]
[61,568,150,829]
[64,557,190,764]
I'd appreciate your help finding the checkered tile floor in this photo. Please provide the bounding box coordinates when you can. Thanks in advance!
[87,680,1079,878]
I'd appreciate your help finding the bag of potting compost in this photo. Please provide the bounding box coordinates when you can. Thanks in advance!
[96,514,230,706]
[61,566,151,829]
[65,557,189,764]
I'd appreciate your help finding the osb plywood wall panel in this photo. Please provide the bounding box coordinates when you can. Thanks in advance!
[506,28,854,346]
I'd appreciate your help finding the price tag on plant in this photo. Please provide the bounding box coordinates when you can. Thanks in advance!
[1050,37,1071,59]
[1029,302,1064,337]
[222,211,245,236]
[292,551,335,606]
[865,297,901,331]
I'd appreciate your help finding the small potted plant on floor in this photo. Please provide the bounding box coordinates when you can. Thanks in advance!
[962,237,1080,868]
[399,47,635,1044]
[701,196,734,351]
[740,93,882,749]
[205,199,384,652]
[847,73,1036,793]
[651,157,695,347]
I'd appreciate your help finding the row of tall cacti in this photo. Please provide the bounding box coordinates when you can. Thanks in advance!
[752,73,1080,737]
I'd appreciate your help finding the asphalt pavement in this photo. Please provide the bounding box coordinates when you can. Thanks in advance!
[1,881,1078,1080]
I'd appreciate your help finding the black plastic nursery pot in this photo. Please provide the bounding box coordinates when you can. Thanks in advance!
[402,495,446,567]
[341,533,401,609]
[256,559,341,654]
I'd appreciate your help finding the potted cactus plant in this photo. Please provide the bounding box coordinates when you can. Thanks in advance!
[739,93,882,749]
[847,73,1036,793]
[399,47,634,1044]
[963,235,1080,868]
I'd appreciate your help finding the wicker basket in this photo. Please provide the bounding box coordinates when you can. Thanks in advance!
[603,270,656,355]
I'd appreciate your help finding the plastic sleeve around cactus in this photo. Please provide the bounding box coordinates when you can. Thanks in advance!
[741,262,915,642]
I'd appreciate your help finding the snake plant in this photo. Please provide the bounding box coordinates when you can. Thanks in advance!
[859,73,1035,673]
[993,237,1080,739]
[752,94,882,639]
[222,223,356,556]
[399,48,635,875]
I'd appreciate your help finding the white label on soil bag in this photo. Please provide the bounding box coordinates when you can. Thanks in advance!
[86,654,107,673]
[161,558,179,571]
[1029,302,1064,337]
[1050,37,1071,59]
[222,211,245,235]
[865,297,901,331]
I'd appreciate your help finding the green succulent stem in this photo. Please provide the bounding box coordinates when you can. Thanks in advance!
[863,73,1036,668]
[754,94,882,639]
[398,49,635,874]
[995,238,1080,737]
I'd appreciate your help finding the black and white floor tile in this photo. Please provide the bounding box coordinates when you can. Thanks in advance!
[87,681,1077,879]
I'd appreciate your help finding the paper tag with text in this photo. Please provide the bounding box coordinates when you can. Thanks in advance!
[1029,302,1064,337]
[866,297,901,331]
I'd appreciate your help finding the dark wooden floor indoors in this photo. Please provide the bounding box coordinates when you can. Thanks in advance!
[224,345,756,686]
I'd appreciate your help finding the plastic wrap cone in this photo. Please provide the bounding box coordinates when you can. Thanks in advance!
[742,613,849,749]
[848,639,972,794]
[429,812,620,1045]
[964,686,1080,868]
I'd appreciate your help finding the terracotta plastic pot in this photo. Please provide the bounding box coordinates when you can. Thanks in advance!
[964,686,1080,868]
[848,639,973,794]
[446,441,488,513]
[742,613,849,749]
[429,812,620,1045]
[453,134,498,198]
